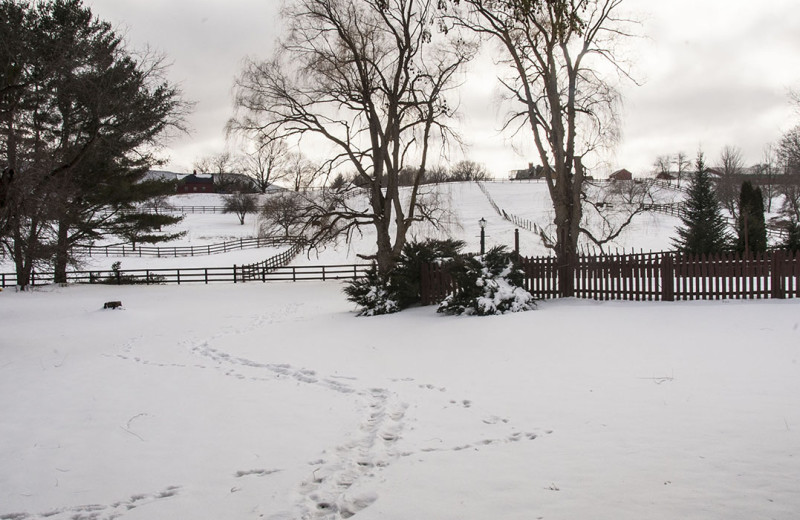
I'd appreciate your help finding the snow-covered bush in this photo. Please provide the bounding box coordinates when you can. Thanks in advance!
[343,266,399,316]
[391,238,465,308]
[438,246,535,316]
[344,239,464,316]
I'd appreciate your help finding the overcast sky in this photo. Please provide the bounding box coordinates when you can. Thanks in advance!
[85,0,800,178]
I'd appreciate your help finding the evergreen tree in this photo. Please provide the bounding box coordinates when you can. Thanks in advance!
[673,152,731,254]
[783,219,800,252]
[0,0,187,286]
[736,181,767,253]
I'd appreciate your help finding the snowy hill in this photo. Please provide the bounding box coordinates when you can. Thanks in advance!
[0,180,687,274]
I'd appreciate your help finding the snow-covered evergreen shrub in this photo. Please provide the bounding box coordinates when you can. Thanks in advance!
[391,238,465,308]
[343,266,399,316]
[344,239,465,316]
[438,246,535,316]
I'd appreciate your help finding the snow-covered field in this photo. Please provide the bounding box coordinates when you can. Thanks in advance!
[2,182,799,519]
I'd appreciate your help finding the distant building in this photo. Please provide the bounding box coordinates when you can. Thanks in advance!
[655,171,675,181]
[609,169,633,181]
[508,163,545,180]
[177,172,215,194]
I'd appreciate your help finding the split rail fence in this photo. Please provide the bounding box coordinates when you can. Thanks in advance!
[0,262,371,288]
[420,250,800,305]
[74,236,301,258]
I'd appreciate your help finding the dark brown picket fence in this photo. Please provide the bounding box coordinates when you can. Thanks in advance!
[420,250,800,305]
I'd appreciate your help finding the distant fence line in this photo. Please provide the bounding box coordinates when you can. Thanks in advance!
[0,262,372,288]
[478,182,790,244]
[420,250,800,304]
[239,240,306,281]
[1,237,309,288]
[76,236,302,258]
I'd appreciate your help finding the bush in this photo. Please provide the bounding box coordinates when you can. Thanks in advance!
[343,266,398,316]
[343,238,464,316]
[97,262,165,285]
[390,238,465,308]
[438,246,535,316]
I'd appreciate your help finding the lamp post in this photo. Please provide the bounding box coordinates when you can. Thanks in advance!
[479,217,486,255]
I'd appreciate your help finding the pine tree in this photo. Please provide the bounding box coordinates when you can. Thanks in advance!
[736,181,767,253]
[0,0,187,286]
[673,152,731,254]
[783,219,800,252]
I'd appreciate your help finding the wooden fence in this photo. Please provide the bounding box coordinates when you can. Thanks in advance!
[75,236,301,258]
[0,262,372,288]
[420,250,800,305]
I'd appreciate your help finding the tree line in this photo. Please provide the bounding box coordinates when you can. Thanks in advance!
[0,0,188,288]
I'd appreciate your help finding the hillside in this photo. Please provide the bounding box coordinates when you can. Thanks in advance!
[0,181,688,274]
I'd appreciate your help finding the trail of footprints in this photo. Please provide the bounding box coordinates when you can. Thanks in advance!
[295,388,408,519]
[108,331,545,519]
[0,486,180,520]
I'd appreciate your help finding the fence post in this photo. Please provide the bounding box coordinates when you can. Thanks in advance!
[514,229,520,256]
[234,265,237,283]
[205,268,208,284]
[420,263,430,305]
[661,254,674,301]
[322,266,326,281]
[771,250,785,299]
[177,269,181,285]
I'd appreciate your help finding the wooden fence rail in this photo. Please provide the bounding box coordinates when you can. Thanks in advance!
[74,236,301,258]
[0,263,372,288]
[420,250,800,305]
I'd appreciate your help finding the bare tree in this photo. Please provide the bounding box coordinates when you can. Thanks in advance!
[223,192,259,225]
[449,160,489,181]
[777,125,800,222]
[283,152,320,192]
[758,144,779,213]
[425,164,450,184]
[577,179,658,253]
[778,125,800,176]
[260,192,306,237]
[653,155,671,178]
[241,138,289,193]
[451,0,636,295]
[673,151,690,189]
[715,145,744,219]
[193,151,236,175]
[231,0,475,275]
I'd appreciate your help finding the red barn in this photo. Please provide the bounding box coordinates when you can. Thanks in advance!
[177,173,215,194]
[609,168,633,181]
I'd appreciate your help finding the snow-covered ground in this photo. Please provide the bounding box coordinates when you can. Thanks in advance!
[2,181,799,519]
[2,284,799,519]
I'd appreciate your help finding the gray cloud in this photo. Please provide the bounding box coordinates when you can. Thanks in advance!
[85,0,800,177]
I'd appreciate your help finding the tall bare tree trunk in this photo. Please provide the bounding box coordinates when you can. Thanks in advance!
[54,220,70,284]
